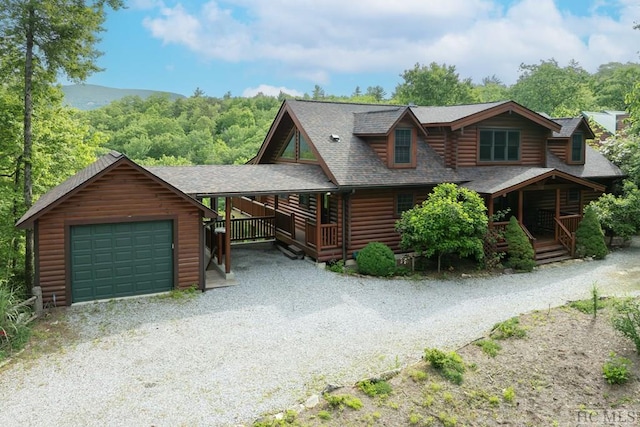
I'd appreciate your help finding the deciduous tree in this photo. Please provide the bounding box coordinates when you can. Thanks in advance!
[395,183,487,272]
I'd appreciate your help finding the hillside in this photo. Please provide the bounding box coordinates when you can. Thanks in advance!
[61,84,185,110]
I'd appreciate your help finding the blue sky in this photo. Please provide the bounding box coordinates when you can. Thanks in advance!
[81,0,640,98]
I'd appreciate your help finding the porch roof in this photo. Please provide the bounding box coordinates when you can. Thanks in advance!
[459,166,606,196]
[145,163,338,197]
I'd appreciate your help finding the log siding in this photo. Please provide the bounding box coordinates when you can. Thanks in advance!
[35,163,204,306]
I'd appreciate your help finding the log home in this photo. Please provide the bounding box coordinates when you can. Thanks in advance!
[18,99,624,304]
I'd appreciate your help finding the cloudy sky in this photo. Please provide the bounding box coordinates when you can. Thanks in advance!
[84,0,640,98]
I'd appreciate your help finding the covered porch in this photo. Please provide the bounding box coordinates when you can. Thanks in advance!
[146,163,340,284]
[463,167,605,262]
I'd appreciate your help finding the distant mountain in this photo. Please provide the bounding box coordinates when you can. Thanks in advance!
[61,84,186,111]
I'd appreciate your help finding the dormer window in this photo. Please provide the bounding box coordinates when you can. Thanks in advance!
[571,133,584,163]
[394,129,412,164]
[279,129,317,162]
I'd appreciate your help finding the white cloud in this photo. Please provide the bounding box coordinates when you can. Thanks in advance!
[241,84,303,97]
[139,0,640,85]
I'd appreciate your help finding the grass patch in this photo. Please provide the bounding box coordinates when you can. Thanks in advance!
[602,352,632,385]
[424,348,466,385]
[490,317,527,339]
[323,393,363,411]
[474,338,502,357]
[357,379,393,397]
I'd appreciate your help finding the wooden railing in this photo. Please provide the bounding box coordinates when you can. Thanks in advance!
[520,222,536,247]
[558,214,581,234]
[555,218,576,256]
[275,210,295,239]
[489,220,535,250]
[231,196,270,217]
[305,220,339,249]
[214,216,275,242]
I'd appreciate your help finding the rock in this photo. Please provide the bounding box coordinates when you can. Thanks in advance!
[304,395,319,408]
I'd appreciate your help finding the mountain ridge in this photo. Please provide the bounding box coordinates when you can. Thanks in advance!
[62,84,185,110]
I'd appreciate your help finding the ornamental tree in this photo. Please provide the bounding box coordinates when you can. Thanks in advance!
[395,183,488,272]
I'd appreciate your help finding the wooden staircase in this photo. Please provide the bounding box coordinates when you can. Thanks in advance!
[533,239,571,265]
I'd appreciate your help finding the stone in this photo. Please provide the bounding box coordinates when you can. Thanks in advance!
[304,395,319,408]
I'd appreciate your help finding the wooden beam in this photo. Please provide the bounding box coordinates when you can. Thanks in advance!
[316,193,322,252]
[487,195,494,225]
[555,188,561,240]
[225,196,231,274]
[518,190,523,224]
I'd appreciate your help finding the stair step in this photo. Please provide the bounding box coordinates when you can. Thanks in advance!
[276,244,299,260]
[535,249,570,260]
[536,255,572,265]
[287,244,305,257]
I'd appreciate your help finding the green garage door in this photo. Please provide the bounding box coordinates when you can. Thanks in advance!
[71,220,173,303]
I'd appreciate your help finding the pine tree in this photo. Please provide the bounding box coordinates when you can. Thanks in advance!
[575,206,608,259]
[504,216,536,272]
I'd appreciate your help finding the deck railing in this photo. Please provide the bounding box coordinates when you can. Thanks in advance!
[558,214,581,234]
[555,218,576,256]
[305,220,339,249]
[214,216,275,242]
[489,219,535,250]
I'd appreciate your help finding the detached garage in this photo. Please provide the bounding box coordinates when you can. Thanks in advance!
[16,151,216,306]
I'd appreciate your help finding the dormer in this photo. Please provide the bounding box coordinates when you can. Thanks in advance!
[548,117,595,166]
[353,107,426,169]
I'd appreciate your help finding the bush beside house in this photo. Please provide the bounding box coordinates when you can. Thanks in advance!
[356,242,396,277]
[504,217,536,272]
[575,206,608,259]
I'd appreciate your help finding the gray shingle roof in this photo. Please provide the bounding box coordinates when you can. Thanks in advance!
[410,100,509,124]
[146,163,337,196]
[353,107,407,134]
[459,166,556,194]
[16,151,124,227]
[552,117,583,138]
[546,145,625,179]
[285,100,460,187]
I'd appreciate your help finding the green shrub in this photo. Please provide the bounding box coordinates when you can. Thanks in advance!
[474,339,501,357]
[357,379,392,397]
[504,216,536,272]
[502,386,516,403]
[323,393,363,410]
[612,298,640,354]
[356,242,396,277]
[602,352,632,385]
[325,259,345,274]
[424,348,466,384]
[576,206,608,259]
[490,317,527,339]
[317,410,331,420]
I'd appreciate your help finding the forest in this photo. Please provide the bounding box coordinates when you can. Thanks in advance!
[2,57,640,296]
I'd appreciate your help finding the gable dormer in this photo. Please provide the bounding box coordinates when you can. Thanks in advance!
[353,107,425,169]
[548,117,595,166]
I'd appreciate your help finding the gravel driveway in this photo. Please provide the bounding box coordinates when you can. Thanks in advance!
[2,241,640,426]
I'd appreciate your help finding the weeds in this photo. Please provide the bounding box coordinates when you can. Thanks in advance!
[424,348,466,384]
[325,260,345,274]
[502,386,516,403]
[323,393,363,411]
[357,379,392,397]
[602,352,632,385]
[570,283,605,316]
[612,298,640,354]
[474,339,501,357]
[490,317,527,339]
[0,283,33,360]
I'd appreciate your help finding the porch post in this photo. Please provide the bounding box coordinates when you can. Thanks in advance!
[555,188,561,241]
[487,195,494,225]
[225,196,231,274]
[578,190,584,216]
[517,190,523,224]
[316,193,322,252]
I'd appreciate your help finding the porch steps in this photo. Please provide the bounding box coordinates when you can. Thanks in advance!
[534,240,571,265]
[275,242,305,260]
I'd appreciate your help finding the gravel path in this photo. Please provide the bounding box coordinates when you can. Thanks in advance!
[2,241,640,426]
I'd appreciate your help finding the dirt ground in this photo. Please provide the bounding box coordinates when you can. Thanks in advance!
[289,301,640,427]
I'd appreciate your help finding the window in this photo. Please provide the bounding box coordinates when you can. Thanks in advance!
[279,130,317,162]
[479,130,520,162]
[299,193,310,208]
[396,193,414,216]
[299,134,317,161]
[281,133,296,159]
[568,189,580,203]
[394,128,412,164]
[571,133,583,162]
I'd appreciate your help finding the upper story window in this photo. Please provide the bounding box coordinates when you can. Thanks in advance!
[279,130,317,162]
[571,133,584,163]
[479,129,520,162]
[394,128,412,164]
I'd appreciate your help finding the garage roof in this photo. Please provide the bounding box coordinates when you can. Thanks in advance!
[146,163,337,197]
